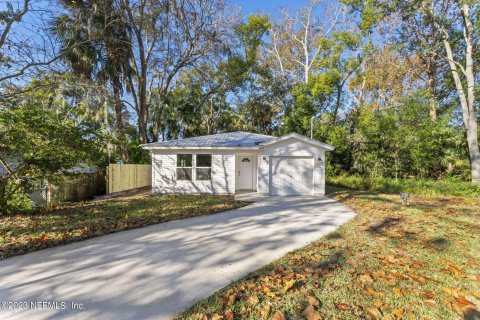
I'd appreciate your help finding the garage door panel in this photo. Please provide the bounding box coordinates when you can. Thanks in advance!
[270,157,313,196]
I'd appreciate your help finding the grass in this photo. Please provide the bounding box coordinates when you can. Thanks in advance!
[0,193,249,260]
[328,174,480,197]
[176,188,480,320]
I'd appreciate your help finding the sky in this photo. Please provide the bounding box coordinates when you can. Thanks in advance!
[233,0,304,17]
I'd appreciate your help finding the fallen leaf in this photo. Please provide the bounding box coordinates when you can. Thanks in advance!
[422,290,435,299]
[456,296,475,310]
[302,305,322,320]
[446,264,462,278]
[308,295,320,307]
[334,303,350,311]
[224,310,234,320]
[392,309,404,318]
[409,274,426,285]
[192,313,207,320]
[247,295,259,306]
[226,294,236,305]
[392,288,402,297]
[366,307,382,320]
[366,287,385,298]
[211,314,222,320]
[424,299,436,306]
[386,279,397,286]
[263,287,276,297]
[259,304,271,318]
[359,274,373,284]
[272,310,286,320]
[442,286,459,297]
[283,279,296,291]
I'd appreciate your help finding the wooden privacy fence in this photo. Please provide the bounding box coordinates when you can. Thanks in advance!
[51,171,106,202]
[107,164,152,194]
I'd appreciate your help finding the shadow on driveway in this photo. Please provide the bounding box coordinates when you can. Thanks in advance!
[0,196,356,320]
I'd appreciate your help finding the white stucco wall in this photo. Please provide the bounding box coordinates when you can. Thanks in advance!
[151,150,236,194]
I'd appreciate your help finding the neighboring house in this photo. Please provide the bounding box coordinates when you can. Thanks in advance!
[141,131,334,196]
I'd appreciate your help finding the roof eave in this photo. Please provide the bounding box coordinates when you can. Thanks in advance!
[141,145,263,150]
[260,133,335,151]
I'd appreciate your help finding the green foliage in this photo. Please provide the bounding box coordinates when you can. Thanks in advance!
[324,124,352,175]
[126,127,151,164]
[0,101,105,213]
[327,91,466,179]
[283,30,366,136]
[234,14,271,63]
[222,14,284,134]
[328,174,480,197]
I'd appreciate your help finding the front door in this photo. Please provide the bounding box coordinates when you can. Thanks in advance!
[237,156,254,190]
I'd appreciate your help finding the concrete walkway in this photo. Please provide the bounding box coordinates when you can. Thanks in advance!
[0,197,356,320]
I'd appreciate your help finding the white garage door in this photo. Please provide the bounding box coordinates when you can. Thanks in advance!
[270,157,313,196]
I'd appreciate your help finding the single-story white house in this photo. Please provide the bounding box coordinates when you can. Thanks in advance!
[141,131,334,196]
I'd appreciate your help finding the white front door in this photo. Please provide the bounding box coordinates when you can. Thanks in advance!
[237,156,254,190]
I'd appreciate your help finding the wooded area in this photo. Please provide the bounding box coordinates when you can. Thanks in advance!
[0,0,479,213]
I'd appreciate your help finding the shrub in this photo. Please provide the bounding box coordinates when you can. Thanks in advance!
[327,174,480,197]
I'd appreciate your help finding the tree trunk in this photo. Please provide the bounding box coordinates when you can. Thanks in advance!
[0,179,8,214]
[137,106,148,145]
[137,60,148,144]
[426,67,437,121]
[120,0,149,145]
[112,77,130,163]
[441,3,480,184]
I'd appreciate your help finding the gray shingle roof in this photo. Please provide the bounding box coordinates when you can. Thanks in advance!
[142,131,276,148]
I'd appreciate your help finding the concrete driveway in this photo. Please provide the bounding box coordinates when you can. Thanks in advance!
[0,196,355,320]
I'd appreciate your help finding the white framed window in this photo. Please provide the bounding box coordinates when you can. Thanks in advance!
[196,154,212,180]
[176,154,192,180]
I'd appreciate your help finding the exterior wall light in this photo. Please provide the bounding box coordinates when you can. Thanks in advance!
[318,157,323,164]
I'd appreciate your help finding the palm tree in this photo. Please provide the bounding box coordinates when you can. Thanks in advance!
[53,0,133,162]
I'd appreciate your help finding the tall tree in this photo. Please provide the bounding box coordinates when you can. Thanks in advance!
[344,0,480,184]
[120,0,160,144]
[0,1,60,98]
[432,1,480,184]
[54,0,133,162]
[267,0,346,84]
[149,0,234,140]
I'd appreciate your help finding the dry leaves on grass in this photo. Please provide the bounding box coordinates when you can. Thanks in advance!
[177,194,480,320]
[302,305,322,320]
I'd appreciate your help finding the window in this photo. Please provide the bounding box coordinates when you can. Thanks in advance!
[196,154,212,180]
[176,154,192,180]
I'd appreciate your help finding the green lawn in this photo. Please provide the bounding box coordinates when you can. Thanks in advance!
[176,190,480,320]
[0,193,249,259]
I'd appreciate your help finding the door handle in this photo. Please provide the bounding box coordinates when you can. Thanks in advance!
[238,171,240,176]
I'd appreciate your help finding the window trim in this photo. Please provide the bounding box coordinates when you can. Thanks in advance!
[176,154,193,181]
[175,153,213,181]
[195,154,212,181]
